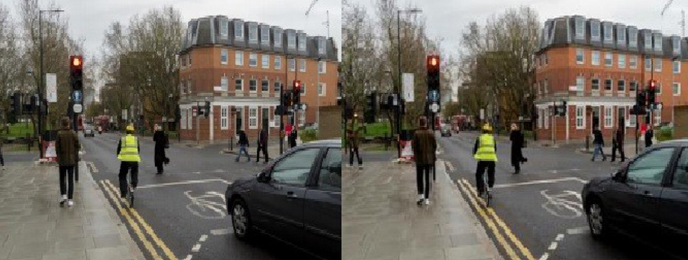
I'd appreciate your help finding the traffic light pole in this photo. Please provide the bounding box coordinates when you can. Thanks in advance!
[635,87,639,155]
[279,81,284,155]
[38,12,44,158]
[396,11,402,159]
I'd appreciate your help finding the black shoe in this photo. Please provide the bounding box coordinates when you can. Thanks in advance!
[514,170,520,174]
[591,158,595,162]
[416,199,424,206]
[603,157,607,161]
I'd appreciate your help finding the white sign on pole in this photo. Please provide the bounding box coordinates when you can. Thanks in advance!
[402,73,414,102]
[46,73,57,103]
[122,109,128,121]
[73,104,83,114]
[430,103,440,113]
[480,109,485,120]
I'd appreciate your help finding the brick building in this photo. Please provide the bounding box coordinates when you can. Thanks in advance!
[535,15,688,142]
[178,15,338,141]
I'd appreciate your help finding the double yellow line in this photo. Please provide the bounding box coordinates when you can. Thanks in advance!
[99,179,179,260]
[457,178,536,260]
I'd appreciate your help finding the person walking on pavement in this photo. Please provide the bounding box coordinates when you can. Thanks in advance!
[645,128,654,148]
[509,123,527,174]
[347,119,363,169]
[591,126,607,161]
[153,124,168,174]
[236,130,250,162]
[117,124,141,198]
[473,123,498,197]
[289,128,298,148]
[611,127,626,162]
[412,116,437,206]
[0,137,5,170]
[256,128,269,164]
[56,117,80,207]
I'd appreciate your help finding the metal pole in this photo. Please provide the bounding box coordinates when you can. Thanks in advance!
[316,58,321,134]
[196,101,199,145]
[38,12,43,158]
[396,10,402,158]
[636,85,639,154]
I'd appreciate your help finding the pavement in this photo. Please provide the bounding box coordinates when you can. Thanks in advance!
[0,161,145,260]
[343,157,503,260]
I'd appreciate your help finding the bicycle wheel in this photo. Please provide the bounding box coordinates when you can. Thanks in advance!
[483,175,491,207]
[127,181,134,208]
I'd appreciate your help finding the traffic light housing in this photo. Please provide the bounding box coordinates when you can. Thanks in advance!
[10,92,21,116]
[648,80,657,109]
[364,92,377,123]
[427,54,440,98]
[292,80,302,105]
[283,92,293,107]
[204,101,211,118]
[70,56,83,91]
[556,100,567,116]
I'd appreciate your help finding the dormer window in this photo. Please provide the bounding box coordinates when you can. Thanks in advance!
[591,22,600,40]
[273,29,282,47]
[616,27,626,45]
[628,28,638,48]
[298,35,306,52]
[249,24,258,43]
[575,19,585,39]
[673,37,680,54]
[604,24,613,42]
[220,20,228,39]
[654,34,663,52]
[287,32,296,49]
[318,38,326,55]
[261,27,269,45]
[645,33,652,50]
[234,22,243,40]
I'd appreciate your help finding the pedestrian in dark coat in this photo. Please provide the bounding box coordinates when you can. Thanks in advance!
[591,127,606,161]
[509,123,527,174]
[611,127,626,162]
[645,128,654,148]
[55,117,80,207]
[256,128,269,164]
[289,129,298,148]
[0,138,5,170]
[412,116,437,206]
[153,124,168,174]
[347,119,363,169]
[236,130,250,162]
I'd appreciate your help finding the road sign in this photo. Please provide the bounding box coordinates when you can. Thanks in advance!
[430,103,439,113]
[480,109,485,120]
[122,109,128,120]
[429,90,439,102]
[403,73,414,102]
[73,104,83,114]
[46,73,57,103]
[72,90,83,103]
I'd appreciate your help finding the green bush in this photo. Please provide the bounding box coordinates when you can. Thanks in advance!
[0,123,34,139]
[299,129,318,143]
[363,121,391,138]
[657,127,673,142]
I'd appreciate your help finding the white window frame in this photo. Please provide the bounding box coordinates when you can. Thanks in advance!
[618,54,626,68]
[544,108,549,129]
[261,27,270,45]
[604,79,612,91]
[300,59,306,72]
[576,48,584,64]
[274,81,281,93]
[262,54,270,69]
[657,83,663,94]
[576,76,584,91]
[249,53,258,67]
[630,81,637,92]
[674,60,681,74]
[287,33,296,49]
[221,106,229,130]
[655,58,662,72]
[538,109,543,129]
[617,107,626,127]
[318,83,326,97]
[187,108,193,130]
[235,51,244,66]
[221,49,228,65]
[249,108,258,129]
[318,61,326,74]
[261,79,269,92]
[298,35,307,52]
[604,106,613,128]
[655,106,662,126]
[576,106,585,129]
[629,29,638,48]
[605,52,613,67]
[301,84,307,96]
[630,55,637,69]
[645,57,652,71]
[249,24,258,44]
[235,79,243,92]
[318,38,326,55]
[220,20,229,39]
[674,82,681,96]
[249,79,257,92]
[575,19,585,39]
[274,29,282,47]
[288,58,296,71]
[591,22,600,40]
[592,51,600,66]
[654,34,663,52]
[234,22,244,40]
[645,34,652,50]
[604,24,613,42]
[221,75,228,92]
[591,78,600,91]
[618,79,625,92]
[181,109,187,130]
[629,108,636,127]
[617,27,626,45]
[299,110,306,127]
[275,56,282,70]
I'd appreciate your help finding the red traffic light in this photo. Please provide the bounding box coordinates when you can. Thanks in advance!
[427,55,440,70]
[70,55,83,70]
[649,80,656,90]
[293,80,302,92]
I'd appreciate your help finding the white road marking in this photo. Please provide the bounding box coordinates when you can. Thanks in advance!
[137,179,231,189]
[383,177,392,184]
[183,255,192,260]
[193,171,201,174]
[539,253,549,260]
[555,234,564,241]
[191,243,201,252]
[548,242,558,250]
[493,177,586,189]
[445,161,455,172]
[567,226,589,235]
[199,234,208,242]
[210,229,232,235]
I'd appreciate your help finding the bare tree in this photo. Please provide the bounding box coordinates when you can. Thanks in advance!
[0,3,20,128]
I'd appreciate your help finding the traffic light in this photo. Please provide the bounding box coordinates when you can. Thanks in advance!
[427,54,440,101]
[292,80,302,105]
[557,100,567,116]
[648,80,657,109]
[364,92,377,123]
[636,89,647,109]
[70,55,83,91]
[10,92,21,116]
[204,101,211,118]
[283,92,293,107]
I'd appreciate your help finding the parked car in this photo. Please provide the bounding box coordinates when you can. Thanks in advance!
[84,126,95,137]
[440,124,452,137]
[226,139,341,259]
[582,139,688,257]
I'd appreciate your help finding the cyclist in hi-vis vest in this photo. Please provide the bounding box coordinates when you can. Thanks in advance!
[473,123,498,197]
[117,124,141,198]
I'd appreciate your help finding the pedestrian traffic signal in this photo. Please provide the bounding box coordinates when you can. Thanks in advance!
[293,80,302,105]
[70,55,83,91]
[648,80,657,109]
[427,55,440,92]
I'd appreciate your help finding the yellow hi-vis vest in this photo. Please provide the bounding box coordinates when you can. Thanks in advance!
[118,135,141,162]
[474,134,498,162]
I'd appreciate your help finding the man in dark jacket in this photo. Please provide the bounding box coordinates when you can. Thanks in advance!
[289,128,298,148]
[509,123,527,174]
[236,130,250,162]
[153,124,168,174]
[611,127,626,162]
[0,138,4,170]
[347,119,363,169]
[645,128,654,148]
[412,116,437,206]
[256,128,268,164]
[591,126,606,161]
[56,117,80,207]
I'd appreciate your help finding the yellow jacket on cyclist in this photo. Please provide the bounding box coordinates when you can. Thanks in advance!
[117,134,141,162]
[473,133,498,162]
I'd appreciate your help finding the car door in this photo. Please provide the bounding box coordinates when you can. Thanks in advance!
[303,147,342,257]
[252,147,322,245]
[605,147,675,237]
[659,147,688,251]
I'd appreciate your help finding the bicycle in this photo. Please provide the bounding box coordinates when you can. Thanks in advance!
[126,174,135,208]
[481,173,492,207]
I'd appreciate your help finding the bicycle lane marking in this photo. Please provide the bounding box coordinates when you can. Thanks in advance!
[184,190,227,220]
[103,179,180,260]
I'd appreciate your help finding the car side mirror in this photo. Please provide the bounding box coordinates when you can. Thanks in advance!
[257,170,271,183]
[612,170,625,182]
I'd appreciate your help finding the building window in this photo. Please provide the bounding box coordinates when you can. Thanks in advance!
[538,109,543,129]
[221,75,228,92]
[674,60,681,74]
[318,83,326,97]
[221,107,228,130]
[618,54,626,68]
[275,56,281,69]
[604,53,613,67]
[543,79,549,94]
[187,79,193,93]
[299,110,306,126]
[249,79,257,92]
[288,58,295,71]
[301,84,307,96]
[234,22,243,39]
[318,38,326,55]
[180,81,186,94]
[288,33,296,49]
[645,33,652,50]
[300,59,306,72]
[591,78,600,91]
[188,54,192,66]
[604,24,612,42]
[544,108,549,129]
[220,20,229,39]
[645,56,652,71]
[249,108,258,129]
[298,35,306,52]
[591,22,600,40]
[592,51,600,66]
[262,54,270,69]
[604,79,612,91]
[318,61,326,74]
[261,79,269,92]
[674,82,681,96]
[261,27,269,45]
[221,49,228,65]
[274,81,281,92]
[629,28,638,48]
[654,34,663,52]
[249,24,258,43]
[575,19,585,39]
[543,54,548,65]
[187,108,193,130]
[235,51,244,66]
[576,76,584,91]
[618,80,625,92]
[181,108,187,129]
[657,83,662,94]
[617,27,626,45]
[604,107,613,128]
[576,106,585,129]
[630,81,637,92]
[655,106,662,126]
[249,53,258,67]
[576,49,584,64]
[235,79,243,92]
[274,29,282,46]
[630,55,637,69]
[655,58,662,72]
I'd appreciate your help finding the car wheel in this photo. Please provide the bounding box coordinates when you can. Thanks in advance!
[231,199,252,240]
[587,199,608,239]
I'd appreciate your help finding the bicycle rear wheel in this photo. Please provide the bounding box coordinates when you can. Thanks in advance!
[127,181,134,208]
[482,175,491,207]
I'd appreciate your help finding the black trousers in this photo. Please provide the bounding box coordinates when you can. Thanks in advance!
[349,145,362,166]
[59,166,75,199]
[118,161,139,197]
[0,150,4,166]
[612,142,626,162]
[416,164,432,199]
[476,161,496,193]
[256,145,268,163]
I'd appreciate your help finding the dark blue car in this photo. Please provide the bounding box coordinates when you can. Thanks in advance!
[226,139,341,259]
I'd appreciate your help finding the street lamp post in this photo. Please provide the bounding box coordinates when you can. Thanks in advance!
[396,8,422,158]
[38,8,63,158]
